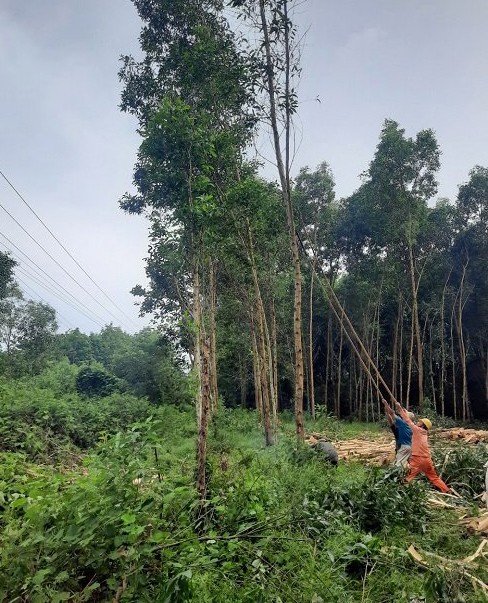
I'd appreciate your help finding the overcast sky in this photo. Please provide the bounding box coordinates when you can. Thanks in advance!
[1,0,487,334]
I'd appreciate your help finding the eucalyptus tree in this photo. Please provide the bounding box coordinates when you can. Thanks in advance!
[452,166,488,419]
[294,162,337,417]
[340,120,440,409]
[230,0,306,439]
[120,0,255,497]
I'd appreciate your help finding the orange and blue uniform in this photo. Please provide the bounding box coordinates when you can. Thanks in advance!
[398,408,449,493]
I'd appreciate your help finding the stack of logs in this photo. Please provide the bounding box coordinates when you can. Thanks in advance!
[305,427,488,467]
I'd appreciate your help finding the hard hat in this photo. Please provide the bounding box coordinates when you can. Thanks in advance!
[419,418,432,430]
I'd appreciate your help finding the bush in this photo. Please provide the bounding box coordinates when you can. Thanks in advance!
[432,444,487,497]
[75,364,119,397]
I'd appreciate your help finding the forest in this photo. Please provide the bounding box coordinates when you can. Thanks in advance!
[1,0,488,601]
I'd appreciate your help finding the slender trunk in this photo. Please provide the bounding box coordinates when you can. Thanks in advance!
[208,259,218,412]
[304,332,310,413]
[399,295,404,405]
[485,344,488,414]
[259,0,304,440]
[247,226,274,445]
[450,296,457,420]
[457,260,469,421]
[325,314,332,411]
[308,269,316,419]
[193,257,202,428]
[429,318,437,411]
[348,354,353,416]
[440,273,451,417]
[254,298,274,445]
[336,321,344,418]
[250,312,263,419]
[271,298,279,431]
[374,287,382,419]
[239,352,248,408]
[197,336,211,500]
[406,302,414,410]
[409,244,424,407]
[392,298,401,400]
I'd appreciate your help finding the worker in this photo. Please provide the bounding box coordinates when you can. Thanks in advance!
[309,436,339,466]
[394,401,449,493]
[382,398,412,469]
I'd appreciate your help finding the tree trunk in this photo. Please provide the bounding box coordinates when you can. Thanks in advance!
[450,297,457,420]
[250,311,263,419]
[392,297,401,400]
[336,321,344,418]
[196,336,211,500]
[259,0,304,440]
[192,257,202,428]
[409,243,424,407]
[399,295,404,405]
[325,314,332,411]
[308,268,316,419]
[271,298,279,432]
[239,352,248,408]
[456,259,469,421]
[208,259,218,412]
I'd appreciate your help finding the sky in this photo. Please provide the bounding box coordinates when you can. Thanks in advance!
[0,0,487,334]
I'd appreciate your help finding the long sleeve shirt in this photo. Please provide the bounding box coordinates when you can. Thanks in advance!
[398,408,430,458]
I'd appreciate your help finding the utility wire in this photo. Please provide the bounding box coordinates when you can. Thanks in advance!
[0,233,109,328]
[14,264,106,329]
[0,198,134,331]
[15,276,78,331]
[0,169,140,330]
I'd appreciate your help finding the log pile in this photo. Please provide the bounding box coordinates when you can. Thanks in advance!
[432,427,488,445]
[306,426,488,466]
[306,432,395,466]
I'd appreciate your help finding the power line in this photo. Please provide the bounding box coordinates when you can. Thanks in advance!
[0,169,140,330]
[0,198,135,331]
[0,233,109,328]
[15,276,78,331]
[14,264,106,330]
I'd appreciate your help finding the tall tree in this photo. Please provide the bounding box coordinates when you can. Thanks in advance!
[231,0,305,439]
[120,0,255,495]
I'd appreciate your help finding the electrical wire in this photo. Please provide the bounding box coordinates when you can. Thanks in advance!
[0,234,109,328]
[0,169,140,330]
[0,198,135,331]
[15,276,78,331]
[14,264,106,329]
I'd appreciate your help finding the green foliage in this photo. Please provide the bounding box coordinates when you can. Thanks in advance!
[76,363,119,398]
[0,251,15,300]
[0,378,157,460]
[0,409,485,602]
[432,444,487,497]
[0,288,58,377]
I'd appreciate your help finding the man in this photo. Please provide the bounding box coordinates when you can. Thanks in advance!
[309,436,339,466]
[394,401,449,493]
[382,398,412,469]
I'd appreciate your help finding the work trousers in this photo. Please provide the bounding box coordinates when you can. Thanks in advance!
[394,445,411,469]
[406,455,449,493]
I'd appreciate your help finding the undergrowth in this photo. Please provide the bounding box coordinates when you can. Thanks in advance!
[0,404,486,602]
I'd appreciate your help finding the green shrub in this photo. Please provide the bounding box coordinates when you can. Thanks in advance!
[432,443,487,497]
